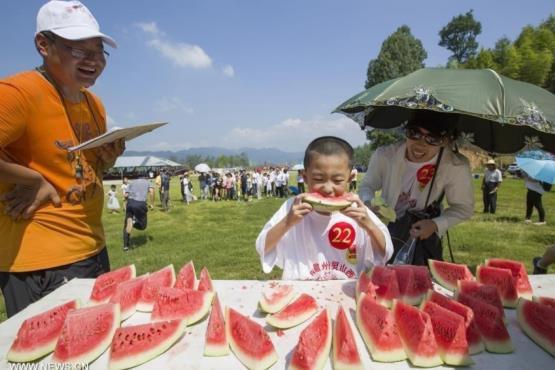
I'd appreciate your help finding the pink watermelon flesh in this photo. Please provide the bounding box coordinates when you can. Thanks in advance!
[370,266,400,307]
[428,260,473,292]
[356,293,406,362]
[534,296,555,309]
[393,300,443,367]
[486,258,533,299]
[333,306,362,370]
[290,309,332,370]
[197,266,214,292]
[422,301,472,366]
[151,287,214,325]
[266,293,319,329]
[456,292,513,353]
[52,303,120,364]
[390,265,432,305]
[137,265,176,312]
[109,275,148,320]
[89,264,136,304]
[259,282,295,313]
[226,307,278,370]
[7,300,80,362]
[355,272,377,302]
[477,265,519,308]
[425,290,484,355]
[109,319,186,370]
[517,299,555,357]
[175,261,196,290]
[205,294,229,356]
[457,280,505,318]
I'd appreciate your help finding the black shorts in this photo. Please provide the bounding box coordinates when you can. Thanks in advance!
[125,199,148,230]
[0,248,110,318]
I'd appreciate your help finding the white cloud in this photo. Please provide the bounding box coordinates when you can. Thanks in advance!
[154,96,194,114]
[134,22,164,36]
[222,65,235,77]
[147,39,212,69]
[219,115,367,151]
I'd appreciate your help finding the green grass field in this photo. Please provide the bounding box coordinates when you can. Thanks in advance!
[1,176,553,322]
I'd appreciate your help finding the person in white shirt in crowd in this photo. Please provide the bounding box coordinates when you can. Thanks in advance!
[481,159,502,214]
[297,169,306,194]
[265,173,272,197]
[269,168,277,196]
[256,136,392,280]
[350,167,358,191]
[359,110,474,265]
[182,173,194,205]
[523,172,547,225]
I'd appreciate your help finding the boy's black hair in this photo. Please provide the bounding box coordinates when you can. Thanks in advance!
[303,136,354,170]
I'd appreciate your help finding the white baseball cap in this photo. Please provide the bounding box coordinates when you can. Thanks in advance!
[36,1,117,48]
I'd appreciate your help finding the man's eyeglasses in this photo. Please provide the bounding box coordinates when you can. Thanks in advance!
[42,31,109,59]
[405,126,445,146]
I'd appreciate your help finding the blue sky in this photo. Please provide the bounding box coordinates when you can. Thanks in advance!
[2,0,554,152]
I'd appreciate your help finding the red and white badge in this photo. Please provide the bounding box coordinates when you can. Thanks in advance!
[328,222,355,250]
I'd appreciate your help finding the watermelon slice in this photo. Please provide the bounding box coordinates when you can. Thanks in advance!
[533,295,555,309]
[204,294,229,356]
[259,282,295,313]
[356,293,406,362]
[390,265,432,306]
[226,307,278,370]
[517,298,555,357]
[266,293,319,329]
[137,264,176,312]
[289,309,332,370]
[7,299,80,362]
[428,260,473,292]
[302,192,352,212]
[355,271,377,302]
[175,260,196,290]
[486,258,533,299]
[197,266,214,292]
[421,301,473,366]
[52,303,120,365]
[109,319,186,370]
[369,266,400,308]
[109,274,149,321]
[151,287,214,325]
[393,300,443,367]
[424,290,484,355]
[456,292,513,353]
[89,264,136,304]
[476,265,519,308]
[333,306,363,370]
[456,280,505,318]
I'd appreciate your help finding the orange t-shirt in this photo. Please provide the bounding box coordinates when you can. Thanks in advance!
[0,70,107,272]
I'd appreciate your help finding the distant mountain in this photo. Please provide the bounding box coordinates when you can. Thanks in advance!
[123,147,304,165]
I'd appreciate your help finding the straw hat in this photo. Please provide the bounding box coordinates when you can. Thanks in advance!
[486,159,496,165]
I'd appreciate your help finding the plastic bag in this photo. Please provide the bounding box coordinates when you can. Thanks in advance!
[392,237,416,265]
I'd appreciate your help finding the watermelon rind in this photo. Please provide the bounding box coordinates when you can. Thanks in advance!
[90,264,136,304]
[266,293,319,329]
[226,307,278,370]
[175,260,196,290]
[151,287,214,325]
[6,299,81,363]
[289,309,332,370]
[204,294,229,357]
[109,319,186,370]
[259,282,295,313]
[52,303,121,365]
[333,306,363,370]
[476,265,519,308]
[516,298,555,357]
[355,293,406,363]
[137,264,176,312]
[428,260,473,292]
[302,192,352,212]
[393,300,443,368]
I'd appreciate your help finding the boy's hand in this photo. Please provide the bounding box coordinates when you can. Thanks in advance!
[341,194,376,230]
[285,194,313,228]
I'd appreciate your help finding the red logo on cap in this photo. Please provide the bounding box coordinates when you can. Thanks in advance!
[328,222,355,250]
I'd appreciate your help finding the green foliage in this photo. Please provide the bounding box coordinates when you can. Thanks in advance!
[465,48,496,69]
[366,129,404,150]
[439,10,482,63]
[365,25,427,88]
[353,142,373,167]
[182,153,250,169]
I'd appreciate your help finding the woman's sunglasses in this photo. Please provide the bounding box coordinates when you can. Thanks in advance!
[405,126,446,146]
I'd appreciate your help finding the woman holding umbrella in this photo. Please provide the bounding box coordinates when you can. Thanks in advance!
[359,110,474,265]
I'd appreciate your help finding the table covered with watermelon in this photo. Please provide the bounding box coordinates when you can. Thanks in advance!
[0,260,554,370]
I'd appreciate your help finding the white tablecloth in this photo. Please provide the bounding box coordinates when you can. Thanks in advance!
[0,276,554,369]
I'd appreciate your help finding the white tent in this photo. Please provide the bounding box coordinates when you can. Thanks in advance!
[112,156,182,168]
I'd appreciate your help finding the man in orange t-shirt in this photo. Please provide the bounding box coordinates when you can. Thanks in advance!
[0,1,124,317]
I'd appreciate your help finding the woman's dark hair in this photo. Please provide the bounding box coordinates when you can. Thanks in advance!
[303,136,354,169]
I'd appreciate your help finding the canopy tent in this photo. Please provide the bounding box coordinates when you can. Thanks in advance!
[113,156,182,168]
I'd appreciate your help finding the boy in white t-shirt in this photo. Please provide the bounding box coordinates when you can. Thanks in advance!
[255,136,393,280]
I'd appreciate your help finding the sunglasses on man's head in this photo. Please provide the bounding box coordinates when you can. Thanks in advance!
[405,126,446,146]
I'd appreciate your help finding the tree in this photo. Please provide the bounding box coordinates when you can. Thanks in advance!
[439,10,482,63]
[492,37,521,79]
[465,48,497,70]
[365,25,427,88]
[366,129,404,151]
[353,143,373,168]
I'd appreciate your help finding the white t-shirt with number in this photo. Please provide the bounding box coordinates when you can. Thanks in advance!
[256,198,393,280]
[395,155,437,218]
